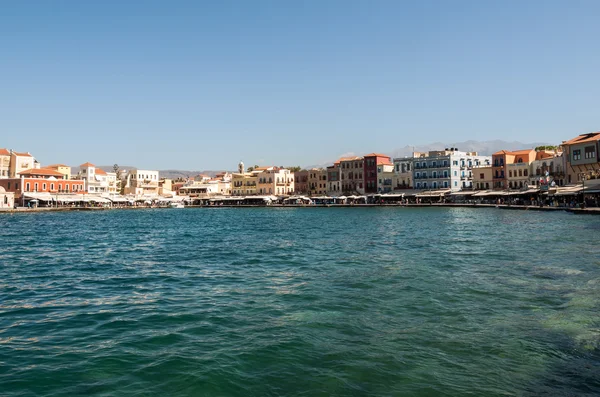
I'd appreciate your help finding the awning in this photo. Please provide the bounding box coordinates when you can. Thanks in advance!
[23,192,54,201]
[415,189,451,197]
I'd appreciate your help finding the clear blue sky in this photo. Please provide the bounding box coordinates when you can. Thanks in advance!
[1,0,599,170]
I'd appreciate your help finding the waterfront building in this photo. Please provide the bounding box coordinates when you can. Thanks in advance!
[180,170,231,198]
[8,151,39,178]
[294,170,309,194]
[507,162,531,190]
[339,156,364,195]
[492,149,536,189]
[231,172,259,195]
[473,165,493,190]
[413,149,491,191]
[529,150,565,188]
[393,157,413,190]
[0,167,85,203]
[158,178,173,196]
[0,149,10,179]
[364,153,392,193]
[76,163,116,194]
[257,167,294,195]
[326,163,341,195]
[0,186,14,208]
[46,164,72,180]
[123,169,160,196]
[561,132,600,184]
[308,168,327,196]
[377,164,395,193]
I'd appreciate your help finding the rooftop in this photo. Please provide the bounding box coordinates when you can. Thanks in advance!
[562,132,600,145]
[19,167,65,177]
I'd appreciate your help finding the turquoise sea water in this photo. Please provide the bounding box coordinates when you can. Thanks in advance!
[0,207,599,396]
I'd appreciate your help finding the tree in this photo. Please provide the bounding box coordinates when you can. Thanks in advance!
[535,145,558,151]
[287,166,302,172]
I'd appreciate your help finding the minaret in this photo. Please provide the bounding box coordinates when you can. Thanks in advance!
[238,161,244,174]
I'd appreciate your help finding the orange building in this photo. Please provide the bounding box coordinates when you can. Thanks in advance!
[491,149,536,189]
[0,168,85,200]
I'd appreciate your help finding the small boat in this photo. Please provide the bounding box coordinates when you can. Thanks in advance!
[170,202,184,209]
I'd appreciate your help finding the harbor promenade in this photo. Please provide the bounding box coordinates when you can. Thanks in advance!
[2,203,599,214]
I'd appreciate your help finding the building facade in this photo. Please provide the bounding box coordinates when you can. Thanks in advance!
[492,149,536,189]
[257,168,294,196]
[473,166,493,190]
[393,157,413,190]
[0,186,14,208]
[0,168,85,201]
[561,132,600,184]
[9,151,39,178]
[0,149,10,179]
[339,157,364,195]
[124,169,160,196]
[77,163,117,194]
[308,168,327,196]
[364,153,392,194]
[326,164,341,195]
[529,151,565,188]
[294,170,309,195]
[413,149,491,191]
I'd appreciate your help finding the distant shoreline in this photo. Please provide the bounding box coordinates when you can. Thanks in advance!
[1,203,599,215]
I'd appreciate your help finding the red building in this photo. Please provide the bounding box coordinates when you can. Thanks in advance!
[0,168,85,200]
[363,153,392,193]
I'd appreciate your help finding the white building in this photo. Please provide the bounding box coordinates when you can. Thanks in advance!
[256,167,294,196]
[0,186,14,209]
[77,162,118,194]
[124,169,160,196]
[413,149,491,191]
[179,171,231,198]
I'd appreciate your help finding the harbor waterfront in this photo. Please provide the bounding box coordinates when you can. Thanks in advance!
[1,208,599,396]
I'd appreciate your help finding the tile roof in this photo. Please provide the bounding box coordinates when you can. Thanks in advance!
[363,153,390,158]
[47,164,70,168]
[80,162,96,167]
[562,132,600,145]
[0,148,10,156]
[95,168,107,175]
[19,168,64,177]
[13,151,32,157]
[337,156,363,162]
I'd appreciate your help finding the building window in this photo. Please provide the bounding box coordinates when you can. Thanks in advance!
[524,170,528,176]
[480,173,484,179]
[573,149,581,161]
[34,183,38,191]
[585,146,596,159]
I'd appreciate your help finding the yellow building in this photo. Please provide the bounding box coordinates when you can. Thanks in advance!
[473,166,493,190]
[231,172,259,195]
[47,164,72,180]
[308,168,327,196]
[0,149,10,179]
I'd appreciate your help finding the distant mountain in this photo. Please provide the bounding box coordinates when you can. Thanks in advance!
[304,139,554,169]
[389,139,553,158]
[69,165,227,180]
[69,140,555,176]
